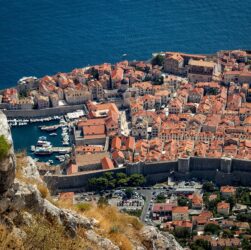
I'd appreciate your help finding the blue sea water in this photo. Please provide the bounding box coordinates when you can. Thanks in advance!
[11,121,65,162]
[1,0,251,156]
[0,0,251,89]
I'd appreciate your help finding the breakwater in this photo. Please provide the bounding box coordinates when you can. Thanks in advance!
[44,157,251,193]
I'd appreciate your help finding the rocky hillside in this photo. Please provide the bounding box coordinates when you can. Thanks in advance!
[0,111,183,250]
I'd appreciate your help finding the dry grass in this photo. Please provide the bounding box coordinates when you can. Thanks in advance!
[36,183,49,198]
[21,215,97,250]
[14,153,144,249]
[0,224,24,250]
[83,205,143,250]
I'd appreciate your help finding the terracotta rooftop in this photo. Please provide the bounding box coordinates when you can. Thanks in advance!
[220,186,236,193]
[172,206,189,213]
[101,157,114,170]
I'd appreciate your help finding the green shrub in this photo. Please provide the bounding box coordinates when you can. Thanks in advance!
[109,225,121,234]
[75,203,91,212]
[0,135,10,161]
[204,223,220,235]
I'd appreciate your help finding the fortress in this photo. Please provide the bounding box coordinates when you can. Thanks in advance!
[44,157,251,192]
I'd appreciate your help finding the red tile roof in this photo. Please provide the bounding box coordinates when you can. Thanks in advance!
[153,203,173,212]
[172,206,189,214]
[101,157,114,170]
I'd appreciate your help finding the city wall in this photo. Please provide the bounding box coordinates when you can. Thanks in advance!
[44,167,126,193]
[2,104,86,118]
[44,157,251,192]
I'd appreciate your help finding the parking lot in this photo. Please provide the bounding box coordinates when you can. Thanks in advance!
[73,180,203,225]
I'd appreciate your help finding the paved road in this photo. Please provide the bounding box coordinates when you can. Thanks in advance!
[120,111,130,136]
[137,187,177,223]
[138,189,153,222]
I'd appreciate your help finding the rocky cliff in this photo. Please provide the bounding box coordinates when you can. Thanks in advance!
[0,111,183,250]
[0,111,15,194]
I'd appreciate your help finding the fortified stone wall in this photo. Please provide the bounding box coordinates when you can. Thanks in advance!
[2,104,86,118]
[146,172,172,184]
[232,159,251,172]
[44,157,251,192]
[189,157,220,171]
[174,170,217,182]
[143,161,177,175]
[44,168,126,192]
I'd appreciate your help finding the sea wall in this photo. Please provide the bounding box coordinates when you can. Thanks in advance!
[44,157,251,192]
[2,104,86,118]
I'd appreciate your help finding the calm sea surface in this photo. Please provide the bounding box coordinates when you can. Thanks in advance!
[0,0,250,88]
[1,0,251,156]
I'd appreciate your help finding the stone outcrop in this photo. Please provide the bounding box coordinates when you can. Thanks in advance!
[85,230,120,250]
[0,111,15,194]
[140,226,183,250]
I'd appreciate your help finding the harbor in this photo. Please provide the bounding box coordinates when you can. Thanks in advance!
[10,113,78,164]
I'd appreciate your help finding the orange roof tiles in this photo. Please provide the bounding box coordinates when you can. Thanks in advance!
[172,220,193,228]
[172,206,189,214]
[83,125,105,136]
[153,203,173,212]
[101,157,114,170]
[192,194,203,205]
[111,137,122,151]
[220,186,236,193]
[112,150,125,160]
[217,201,230,209]
[67,164,78,175]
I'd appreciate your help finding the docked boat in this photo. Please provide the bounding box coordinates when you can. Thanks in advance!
[58,149,68,154]
[40,125,58,132]
[55,155,65,162]
[30,145,36,152]
[34,147,52,155]
[39,136,47,141]
[36,140,52,147]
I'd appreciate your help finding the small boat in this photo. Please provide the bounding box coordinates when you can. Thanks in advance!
[58,149,68,154]
[30,145,36,152]
[48,160,54,164]
[55,155,65,162]
[122,54,127,57]
[38,136,47,141]
[36,140,52,147]
[49,133,57,136]
[34,148,52,155]
[40,125,58,132]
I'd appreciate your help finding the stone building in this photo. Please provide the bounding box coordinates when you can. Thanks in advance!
[131,117,148,139]
[36,95,50,109]
[64,87,91,105]
[164,53,184,74]
[188,60,217,82]
[88,80,104,100]
[172,206,189,221]
[49,93,59,107]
